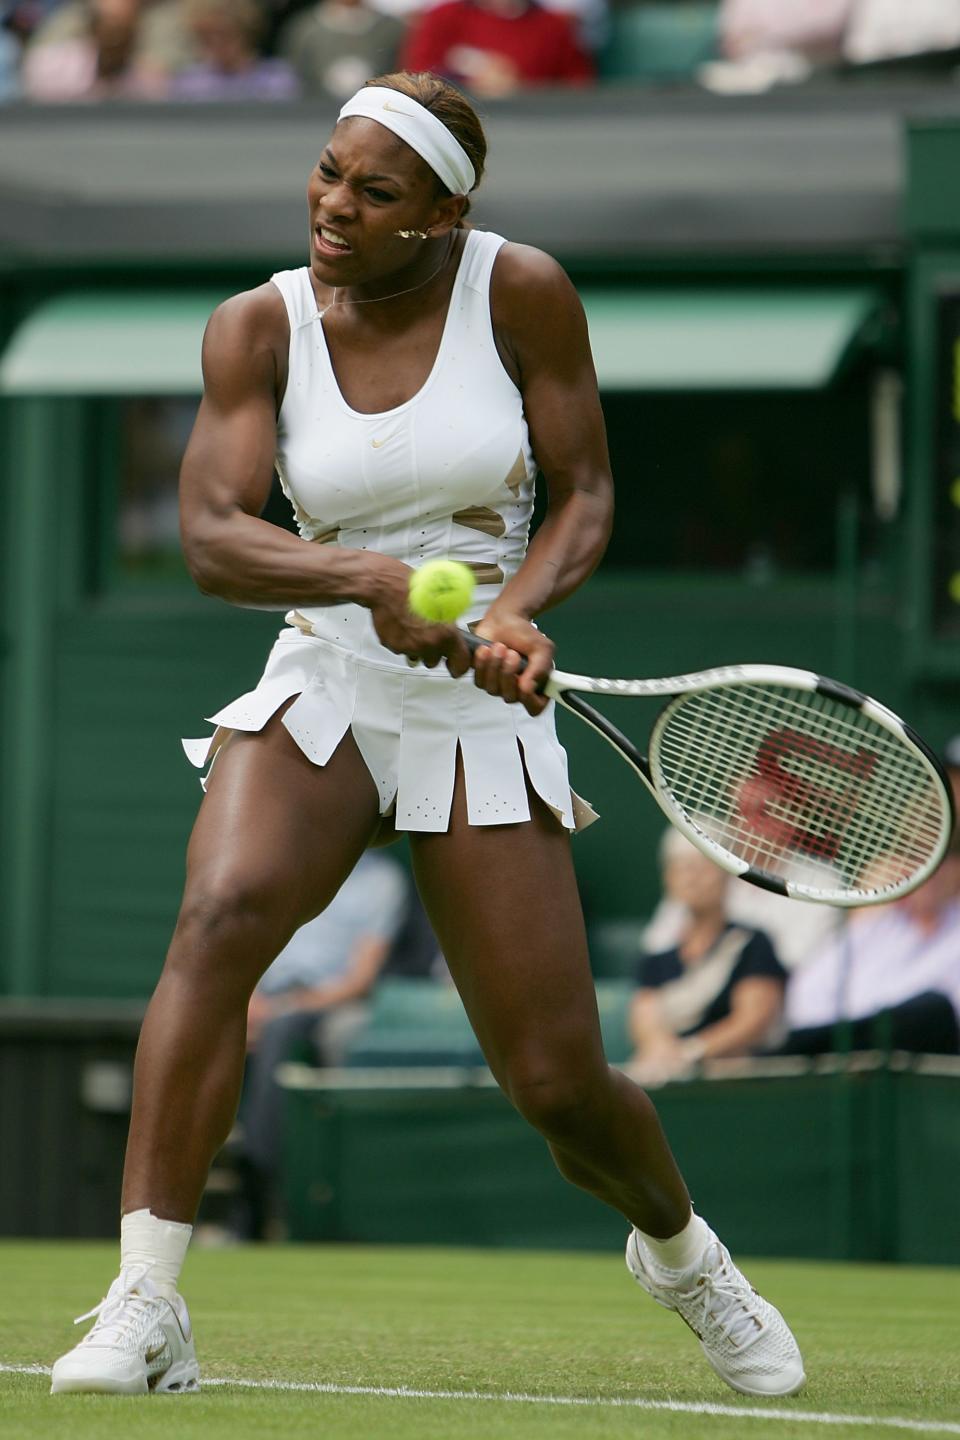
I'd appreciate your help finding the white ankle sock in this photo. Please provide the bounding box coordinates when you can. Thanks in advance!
[120,1208,193,1301]
[636,1210,711,1276]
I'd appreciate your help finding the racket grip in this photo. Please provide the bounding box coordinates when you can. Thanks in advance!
[462,630,528,674]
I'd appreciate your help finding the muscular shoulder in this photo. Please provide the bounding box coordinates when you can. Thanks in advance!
[490,242,590,382]
[204,283,288,366]
[201,282,289,404]
[491,242,579,313]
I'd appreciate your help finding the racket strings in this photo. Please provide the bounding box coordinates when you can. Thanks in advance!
[652,684,946,895]
[661,690,937,847]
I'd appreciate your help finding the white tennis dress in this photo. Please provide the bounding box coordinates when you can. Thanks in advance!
[183,229,596,834]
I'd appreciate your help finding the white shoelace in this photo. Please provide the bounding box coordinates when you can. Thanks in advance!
[73,1265,162,1348]
[674,1256,764,1352]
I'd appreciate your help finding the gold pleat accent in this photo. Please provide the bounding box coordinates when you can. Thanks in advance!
[452,505,506,538]
[289,611,315,636]
[464,561,505,585]
[310,526,339,546]
[504,449,527,494]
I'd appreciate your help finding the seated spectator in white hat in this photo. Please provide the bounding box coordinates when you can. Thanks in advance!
[627,831,787,1088]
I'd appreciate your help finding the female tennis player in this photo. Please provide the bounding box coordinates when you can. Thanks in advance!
[51,72,804,1400]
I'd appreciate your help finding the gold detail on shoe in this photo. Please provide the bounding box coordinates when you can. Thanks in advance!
[310,527,338,545]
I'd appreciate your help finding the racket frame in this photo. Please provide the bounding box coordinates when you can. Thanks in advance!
[462,637,953,907]
[548,666,954,907]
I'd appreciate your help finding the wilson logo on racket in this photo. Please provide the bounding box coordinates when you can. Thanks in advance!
[460,632,954,906]
[740,728,879,862]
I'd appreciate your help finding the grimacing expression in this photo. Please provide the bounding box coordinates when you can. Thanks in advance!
[307,118,462,284]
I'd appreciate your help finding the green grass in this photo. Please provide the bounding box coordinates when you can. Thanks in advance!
[1,1242,959,1439]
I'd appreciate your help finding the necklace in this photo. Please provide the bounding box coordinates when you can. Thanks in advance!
[319,234,454,317]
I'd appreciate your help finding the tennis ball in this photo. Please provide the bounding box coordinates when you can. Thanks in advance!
[408,559,476,623]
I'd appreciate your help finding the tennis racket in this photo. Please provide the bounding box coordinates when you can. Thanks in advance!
[464,636,954,907]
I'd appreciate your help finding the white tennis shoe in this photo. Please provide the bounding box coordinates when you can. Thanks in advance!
[50,1264,200,1395]
[626,1228,805,1397]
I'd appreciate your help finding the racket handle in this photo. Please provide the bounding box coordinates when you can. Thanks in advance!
[462,630,528,674]
[459,632,563,701]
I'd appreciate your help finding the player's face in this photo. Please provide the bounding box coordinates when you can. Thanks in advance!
[307,119,447,285]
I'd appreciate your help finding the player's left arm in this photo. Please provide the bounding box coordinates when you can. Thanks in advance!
[475,244,614,712]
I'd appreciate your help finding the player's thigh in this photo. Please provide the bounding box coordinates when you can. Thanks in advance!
[410,756,606,1095]
[179,699,382,950]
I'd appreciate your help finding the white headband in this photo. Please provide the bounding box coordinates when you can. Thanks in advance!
[337,86,476,197]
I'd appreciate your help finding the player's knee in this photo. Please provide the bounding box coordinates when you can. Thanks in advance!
[169,873,292,982]
[507,1067,605,1143]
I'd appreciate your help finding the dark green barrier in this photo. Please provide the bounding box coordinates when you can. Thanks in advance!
[279,1058,960,1263]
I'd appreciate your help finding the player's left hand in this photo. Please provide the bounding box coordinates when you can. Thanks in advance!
[471,611,553,715]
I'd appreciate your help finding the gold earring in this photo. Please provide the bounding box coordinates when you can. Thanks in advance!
[395,228,430,239]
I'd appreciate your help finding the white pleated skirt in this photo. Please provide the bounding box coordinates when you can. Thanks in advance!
[182,627,598,835]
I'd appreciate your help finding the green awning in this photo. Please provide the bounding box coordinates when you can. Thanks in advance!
[0,292,229,396]
[0,285,881,397]
[581,287,881,391]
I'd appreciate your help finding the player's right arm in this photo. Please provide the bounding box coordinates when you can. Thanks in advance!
[179,289,467,669]
[180,287,373,610]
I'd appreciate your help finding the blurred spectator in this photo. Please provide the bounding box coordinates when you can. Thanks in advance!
[170,0,298,97]
[0,27,21,95]
[626,830,787,1087]
[23,0,195,95]
[401,0,594,97]
[943,733,960,854]
[703,0,853,92]
[371,0,604,54]
[233,850,408,1238]
[782,854,960,1055]
[719,0,853,63]
[276,0,402,101]
[21,0,167,98]
[642,852,839,973]
[844,0,960,64]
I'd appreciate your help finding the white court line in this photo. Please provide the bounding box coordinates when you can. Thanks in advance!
[3,1363,959,1434]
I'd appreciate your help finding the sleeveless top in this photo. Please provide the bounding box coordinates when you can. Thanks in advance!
[269,229,537,668]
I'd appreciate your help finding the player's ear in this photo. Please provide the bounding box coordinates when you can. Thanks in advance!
[427,193,468,236]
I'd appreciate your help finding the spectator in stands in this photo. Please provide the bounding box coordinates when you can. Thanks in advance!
[626,830,787,1087]
[703,0,852,92]
[233,849,408,1237]
[642,845,839,974]
[400,0,594,96]
[23,0,195,95]
[843,0,960,65]
[0,26,21,96]
[782,852,960,1055]
[943,733,960,854]
[276,0,403,101]
[21,0,167,97]
[170,0,298,98]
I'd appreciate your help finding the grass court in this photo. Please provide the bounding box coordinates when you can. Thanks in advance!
[2,1241,959,1439]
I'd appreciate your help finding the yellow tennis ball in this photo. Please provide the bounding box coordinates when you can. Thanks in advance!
[408,559,476,623]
